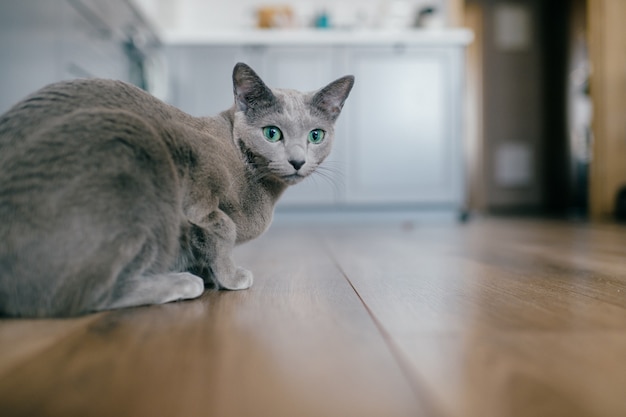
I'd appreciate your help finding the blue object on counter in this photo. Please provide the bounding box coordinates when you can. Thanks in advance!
[314,11,330,28]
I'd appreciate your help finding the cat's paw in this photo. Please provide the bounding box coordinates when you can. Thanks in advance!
[106,272,205,311]
[218,267,253,291]
[166,272,205,302]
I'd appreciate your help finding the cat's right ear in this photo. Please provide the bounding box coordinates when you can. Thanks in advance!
[233,63,277,113]
[311,75,355,122]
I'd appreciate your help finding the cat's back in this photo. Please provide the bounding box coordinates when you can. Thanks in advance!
[0,78,243,228]
[0,79,184,148]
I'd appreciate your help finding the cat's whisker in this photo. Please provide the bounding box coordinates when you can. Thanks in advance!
[315,169,340,187]
[310,166,343,197]
[318,159,342,167]
[316,164,344,177]
[315,164,345,186]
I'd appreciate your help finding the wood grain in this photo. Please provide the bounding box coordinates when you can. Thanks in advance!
[0,231,422,417]
[1,218,626,416]
[327,219,626,417]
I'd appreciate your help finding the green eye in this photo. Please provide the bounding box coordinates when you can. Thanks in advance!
[308,129,325,144]
[262,126,283,142]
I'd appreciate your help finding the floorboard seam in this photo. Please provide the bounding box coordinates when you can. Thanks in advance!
[326,246,447,417]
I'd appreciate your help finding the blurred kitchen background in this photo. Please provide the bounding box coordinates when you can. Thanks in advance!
[1,0,624,223]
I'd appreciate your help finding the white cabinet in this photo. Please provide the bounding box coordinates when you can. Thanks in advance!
[59,0,129,81]
[166,46,247,116]
[165,36,468,214]
[0,2,64,112]
[0,0,159,114]
[344,46,464,206]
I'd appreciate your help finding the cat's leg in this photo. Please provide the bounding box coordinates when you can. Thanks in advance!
[104,272,205,311]
[189,210,253,291]
[82,232,206,313]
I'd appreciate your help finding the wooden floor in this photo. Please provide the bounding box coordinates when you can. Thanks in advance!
[1,218,626,417]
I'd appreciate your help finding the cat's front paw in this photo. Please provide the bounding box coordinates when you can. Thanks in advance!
[166,272,206,301]
[218,267,253,291]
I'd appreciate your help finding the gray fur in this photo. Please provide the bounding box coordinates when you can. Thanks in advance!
[0,63,354,317]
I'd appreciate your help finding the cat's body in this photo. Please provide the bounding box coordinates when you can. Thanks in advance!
[0,63,353,317]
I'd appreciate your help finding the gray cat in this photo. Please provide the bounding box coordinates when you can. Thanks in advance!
[0,63,354,317]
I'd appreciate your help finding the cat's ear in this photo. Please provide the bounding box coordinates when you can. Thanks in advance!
[311,75,355,122]
[232,63,277,113]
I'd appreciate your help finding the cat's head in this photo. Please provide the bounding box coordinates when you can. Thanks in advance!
[232,62,354,186]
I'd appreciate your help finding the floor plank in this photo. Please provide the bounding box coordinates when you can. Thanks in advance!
[326,219,626,417]
[1,218,626,417]
[0,230,423,417]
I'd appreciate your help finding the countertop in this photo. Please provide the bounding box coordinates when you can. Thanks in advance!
[163,28,474,46]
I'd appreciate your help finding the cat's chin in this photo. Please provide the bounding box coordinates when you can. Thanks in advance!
[281,174,305,185]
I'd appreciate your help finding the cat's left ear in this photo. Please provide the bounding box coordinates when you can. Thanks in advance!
[311,75,355,122]
[232,62,277,113]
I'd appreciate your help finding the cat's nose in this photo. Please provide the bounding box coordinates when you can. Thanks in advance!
[289,159,305,171]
